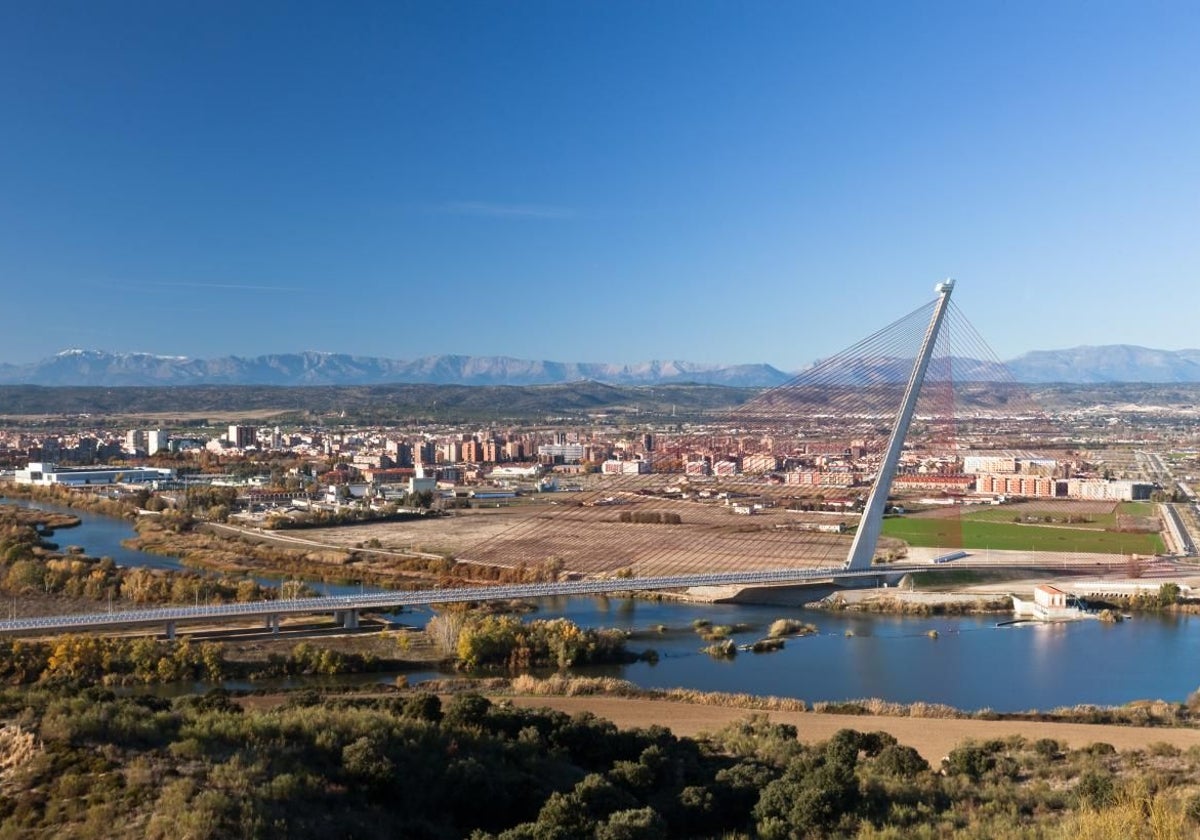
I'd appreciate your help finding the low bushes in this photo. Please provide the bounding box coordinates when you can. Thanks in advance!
[768,618,818,637]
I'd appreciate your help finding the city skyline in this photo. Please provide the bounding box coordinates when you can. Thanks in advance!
[2,2,1197,367]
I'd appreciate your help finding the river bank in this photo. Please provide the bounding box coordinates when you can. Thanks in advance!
[0,502,80,533]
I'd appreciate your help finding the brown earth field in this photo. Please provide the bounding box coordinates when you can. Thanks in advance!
[295,495,854,578]
[504,695,1200,762]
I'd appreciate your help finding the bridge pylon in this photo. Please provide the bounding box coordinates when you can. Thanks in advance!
[844,279,956,570]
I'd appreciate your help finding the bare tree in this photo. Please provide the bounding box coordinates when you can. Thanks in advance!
[426,610,466,657]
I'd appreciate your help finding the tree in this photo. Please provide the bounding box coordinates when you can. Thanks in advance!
[1157,582,1182,608]
[595,808,667,840]
[426,611,466,657]
[754,744,861,839]
[5,560,45,594]
[873,744,929,777]
[443,692,492,728]
[400,692,442,722]
[342,734,395,790]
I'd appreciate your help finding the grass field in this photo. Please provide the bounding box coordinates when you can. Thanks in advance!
[956,506,1119,529]
[917,501,1157,530]
[880,515,1165,554]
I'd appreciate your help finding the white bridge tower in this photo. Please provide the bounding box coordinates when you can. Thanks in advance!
[844,279,956,570]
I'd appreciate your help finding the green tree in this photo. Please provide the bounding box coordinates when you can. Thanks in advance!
[754,742,861,839]
[595,807,667,840]
[444,692,492,728]
[1158,582,1182,607]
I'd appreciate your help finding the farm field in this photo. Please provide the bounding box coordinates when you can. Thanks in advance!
[298,495,854,577]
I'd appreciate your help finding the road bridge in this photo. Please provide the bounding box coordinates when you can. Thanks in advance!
[0,554,1155,638]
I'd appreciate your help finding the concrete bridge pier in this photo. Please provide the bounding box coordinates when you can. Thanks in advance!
[165,621,176,641]
[333,609,360,629]
[265,614,280,635]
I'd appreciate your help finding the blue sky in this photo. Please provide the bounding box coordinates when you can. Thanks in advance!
[1,1,1197,369]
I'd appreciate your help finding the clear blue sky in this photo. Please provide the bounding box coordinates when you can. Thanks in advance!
[2,1,1197,369]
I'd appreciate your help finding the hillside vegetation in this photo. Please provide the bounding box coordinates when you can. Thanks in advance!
[1,682,1199,838]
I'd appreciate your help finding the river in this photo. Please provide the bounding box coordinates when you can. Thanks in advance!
[3,497,368,596]
[7,497,1200,711]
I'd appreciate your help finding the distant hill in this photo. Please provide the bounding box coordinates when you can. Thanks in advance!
[795,355,1011,386]
[0,382,760,421]
[2,345,1199,387]
[1006,345,1200,383]
[0,350,791,388]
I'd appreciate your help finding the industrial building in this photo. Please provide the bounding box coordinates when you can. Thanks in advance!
[15,462,175,487]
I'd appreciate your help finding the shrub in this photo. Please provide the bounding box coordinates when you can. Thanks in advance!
[768,618,818,638]
[1185,792,1200,824]
[702,640,737,659]
[444,692,492,728]
[945,743,993,780]
[1032,738,1062,760]
[1075,770,1116,808]
[401,692,442,723]
[872,744,928,777]
[595,807,667,840]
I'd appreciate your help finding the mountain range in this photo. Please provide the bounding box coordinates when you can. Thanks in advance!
[1,345,1198,387]
[0,350,790,388]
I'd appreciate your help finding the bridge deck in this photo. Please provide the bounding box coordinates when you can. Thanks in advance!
[0,556,1144,637]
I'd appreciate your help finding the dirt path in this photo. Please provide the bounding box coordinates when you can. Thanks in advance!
[505,696,1200,761]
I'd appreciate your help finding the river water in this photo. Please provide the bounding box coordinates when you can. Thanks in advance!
[7,498,1200,711]
[3,497,366,596]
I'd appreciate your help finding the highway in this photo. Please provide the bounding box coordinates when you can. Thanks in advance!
[1162,503,1197,556]
[1140,451,1200,557]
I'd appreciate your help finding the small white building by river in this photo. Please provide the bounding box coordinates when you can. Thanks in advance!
[1012,584,1085,621]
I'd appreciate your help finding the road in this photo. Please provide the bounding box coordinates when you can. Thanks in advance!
[1139,451,1199,557]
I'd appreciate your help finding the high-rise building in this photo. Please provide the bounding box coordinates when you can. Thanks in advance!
[227,425,255,448]
[462,440,482,463]
[125,429,146,454]
[440,440,462,463]
[146,429,169,455]
[482,439,500,463]
[414,440,437,465]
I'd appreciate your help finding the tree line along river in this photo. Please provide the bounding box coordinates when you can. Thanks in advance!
[9,498,1200,712]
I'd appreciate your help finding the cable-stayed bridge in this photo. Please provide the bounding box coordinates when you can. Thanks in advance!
[0,281,1125,638]
[0,556,1145,638]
